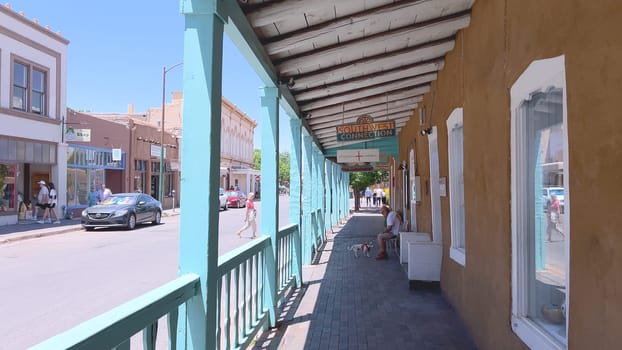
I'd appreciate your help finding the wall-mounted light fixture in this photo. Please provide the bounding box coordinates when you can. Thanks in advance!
[420,127,433,136]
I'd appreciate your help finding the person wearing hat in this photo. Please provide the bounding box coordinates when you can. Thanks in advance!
[38,182,61,224]
[31,180,49,220]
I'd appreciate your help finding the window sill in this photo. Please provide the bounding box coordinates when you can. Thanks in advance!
[449,247,466,266]
[0,107,58,124]
[512,316,565,350]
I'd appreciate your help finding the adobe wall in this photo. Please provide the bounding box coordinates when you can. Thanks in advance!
[398,0,622,348]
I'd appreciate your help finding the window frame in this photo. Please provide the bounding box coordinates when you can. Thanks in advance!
[510,55,570,350]
[11,56,49,116]
[446,108,465,266]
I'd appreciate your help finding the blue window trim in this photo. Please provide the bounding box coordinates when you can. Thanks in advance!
[67,144,126,169]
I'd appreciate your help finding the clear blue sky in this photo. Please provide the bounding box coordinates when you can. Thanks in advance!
[8,0,291,151]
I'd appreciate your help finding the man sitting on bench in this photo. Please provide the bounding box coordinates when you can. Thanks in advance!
[376,205,401,260]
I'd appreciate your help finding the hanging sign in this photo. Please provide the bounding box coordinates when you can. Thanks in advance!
[336,148,380,163]
[336,115,395,141]
[65,128,91,142]
[151,145,166,158]
[341,164,375,172]
[112,148,122,161]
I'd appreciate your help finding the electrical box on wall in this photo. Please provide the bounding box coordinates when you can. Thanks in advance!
[411,176,422,202]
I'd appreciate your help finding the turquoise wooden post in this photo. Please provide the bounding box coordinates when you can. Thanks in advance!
[179,1,225,348]
[288,117,303,287]
[302,133,313,264]
[330,163,339,226]
[346,172,350,217]
[319,153,326,241]
[259,86,279,327]
[339,170,345,221]
[312,145,319,248]
[325,160,332,232]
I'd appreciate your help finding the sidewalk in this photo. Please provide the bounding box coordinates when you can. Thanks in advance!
[0,209,180,245]
[253,211,476,350]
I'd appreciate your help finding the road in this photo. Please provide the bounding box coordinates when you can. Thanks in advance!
[0,197,291,349]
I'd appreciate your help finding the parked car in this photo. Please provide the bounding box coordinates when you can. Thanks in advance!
[543,186,565,213]
[225,190,247,208]
[81,193,162,231]
[218,188,228,211]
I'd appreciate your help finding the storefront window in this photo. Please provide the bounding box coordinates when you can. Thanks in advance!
[511,56,568,349]
[0,164,17,212]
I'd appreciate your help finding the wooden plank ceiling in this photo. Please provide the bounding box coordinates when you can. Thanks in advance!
[238,0,475,152]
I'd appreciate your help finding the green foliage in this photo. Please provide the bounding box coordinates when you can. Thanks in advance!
[279,152,290,185]
[349,170,386,192]
[253,149,261,170]
[253,150,290,186]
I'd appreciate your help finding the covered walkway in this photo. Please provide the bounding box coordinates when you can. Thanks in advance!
[254,211,476,350]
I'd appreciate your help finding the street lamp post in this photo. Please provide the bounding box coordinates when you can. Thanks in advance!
[159,62,183,203]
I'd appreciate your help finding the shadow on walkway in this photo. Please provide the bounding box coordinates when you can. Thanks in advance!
[252,212,476,350]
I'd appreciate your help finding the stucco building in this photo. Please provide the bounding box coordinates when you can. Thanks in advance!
[0,4,68,225]
[388,1,621,348]
[65,109,180,214]
[93,93,259,194]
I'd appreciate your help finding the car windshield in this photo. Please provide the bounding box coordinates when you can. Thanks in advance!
[101,195,137,205]
[225,191,239,196]
[550,189,564,197]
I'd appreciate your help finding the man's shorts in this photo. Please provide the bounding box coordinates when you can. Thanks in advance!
[44,203,56,209]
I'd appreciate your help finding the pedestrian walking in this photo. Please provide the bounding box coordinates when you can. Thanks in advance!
[235,192,257,239]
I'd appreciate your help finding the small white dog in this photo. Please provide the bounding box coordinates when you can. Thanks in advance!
[347,241,374,258]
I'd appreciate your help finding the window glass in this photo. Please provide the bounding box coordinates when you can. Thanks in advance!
[66,168,77,206]
[511,56,568,348]
[12,87,26,110]
[32,69,45,92]
[76,168,88,205]
[0,164,17,212]
[0,139,7,160]
[13,62,27,86]
[25,143,34,162]
[32,92,44,114]
[33,143,42,163]
[17,141,25,160]
[41,143,50,163]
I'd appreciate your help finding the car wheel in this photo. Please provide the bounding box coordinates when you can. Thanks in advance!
[152,211,161,225]
[127,214,136,230]
[84,227,94,231]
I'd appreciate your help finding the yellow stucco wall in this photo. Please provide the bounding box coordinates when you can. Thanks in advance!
[398,0,622,348]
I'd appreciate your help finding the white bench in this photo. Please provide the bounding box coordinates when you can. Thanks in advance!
[399,232,442,282]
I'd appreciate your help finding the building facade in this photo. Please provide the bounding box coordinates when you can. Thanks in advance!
[95,93,259,195]
[0,4,68,225]
[391,1,622,349]
[65,109,180,212]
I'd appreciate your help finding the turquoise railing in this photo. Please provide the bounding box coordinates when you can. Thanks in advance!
[32,224,301,350]
[30,273,200,350]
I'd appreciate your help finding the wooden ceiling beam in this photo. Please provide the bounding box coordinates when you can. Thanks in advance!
[288,39,454,91]
[305,93,424,119]
[300,80,432,112]
[264,0,472,55]
[295,59,444,101]
[308,103,418,127]
[307,98,419,125]
[246,0,393,29]
[276,12,470,75]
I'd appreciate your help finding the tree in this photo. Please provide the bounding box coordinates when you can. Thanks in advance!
[253,149,291,186]
[253,149,261,170]
[279,152,290,186]
[349,170,387,211]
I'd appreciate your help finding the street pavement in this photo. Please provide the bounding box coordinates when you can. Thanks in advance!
[0,209,180,245]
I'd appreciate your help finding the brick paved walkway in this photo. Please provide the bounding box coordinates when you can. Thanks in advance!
[253,210,477,350]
